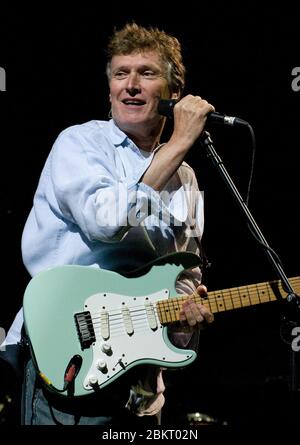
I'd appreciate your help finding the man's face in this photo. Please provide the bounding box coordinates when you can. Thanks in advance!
[109,51,171,135]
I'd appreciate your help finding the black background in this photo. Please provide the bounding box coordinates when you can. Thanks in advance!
[0,3,299,426]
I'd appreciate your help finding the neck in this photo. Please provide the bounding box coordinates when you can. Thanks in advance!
[127,126,162,152]
[130,135,160,152]
[117,118,165,152]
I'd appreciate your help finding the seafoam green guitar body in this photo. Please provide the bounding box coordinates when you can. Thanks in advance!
[23,252,200,397]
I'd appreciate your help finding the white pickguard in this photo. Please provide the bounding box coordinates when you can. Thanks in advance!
[82,289,193,389]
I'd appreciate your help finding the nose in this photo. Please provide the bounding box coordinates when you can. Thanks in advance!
[126,72,141,95]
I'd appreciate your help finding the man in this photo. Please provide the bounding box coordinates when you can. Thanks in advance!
[7,22,215,425]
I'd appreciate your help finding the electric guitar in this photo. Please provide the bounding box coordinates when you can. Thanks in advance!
[23,252,300,398]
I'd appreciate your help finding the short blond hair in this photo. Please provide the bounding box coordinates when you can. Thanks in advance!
[106,23,185,95]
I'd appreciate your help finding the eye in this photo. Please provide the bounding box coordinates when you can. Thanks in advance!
[113,71,128,79]
[142,70,156,77]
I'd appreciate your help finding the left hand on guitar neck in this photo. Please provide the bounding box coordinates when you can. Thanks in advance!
[179,285,214,328]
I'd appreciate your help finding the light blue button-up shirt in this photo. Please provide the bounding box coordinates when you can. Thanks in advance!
[7,119,204,344]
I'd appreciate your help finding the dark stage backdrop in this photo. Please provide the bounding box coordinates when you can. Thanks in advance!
[0,4,299,425]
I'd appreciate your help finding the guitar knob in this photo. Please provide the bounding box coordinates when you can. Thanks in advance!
[88,375,98,386]
[96,360,107,371]
[101,343,112,354]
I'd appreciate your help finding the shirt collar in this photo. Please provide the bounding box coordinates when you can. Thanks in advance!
[108,118,164,154]
[108,119,128,146]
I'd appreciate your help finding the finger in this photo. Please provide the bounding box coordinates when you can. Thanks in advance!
[179,310,187,323]
[196,284,207,296]
[182,300,204,326]
[199,305,214,323]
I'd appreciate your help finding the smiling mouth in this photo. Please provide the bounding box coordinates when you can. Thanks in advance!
[122,99,146,107]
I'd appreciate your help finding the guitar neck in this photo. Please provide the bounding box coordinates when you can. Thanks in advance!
[156,276,300,325]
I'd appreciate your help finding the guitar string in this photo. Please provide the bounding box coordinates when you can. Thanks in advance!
[82,305,164,336]
[84,287,267,335]
[86,276,299,322]
[84,310,161,338]
[87,282,282,326]
[83,280,288,336]
[88,288,280,329]
[76,278,300,338]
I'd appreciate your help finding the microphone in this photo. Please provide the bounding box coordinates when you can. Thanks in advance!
[158,99,248,127]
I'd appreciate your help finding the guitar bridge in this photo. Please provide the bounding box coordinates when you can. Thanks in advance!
[74,311,96,349]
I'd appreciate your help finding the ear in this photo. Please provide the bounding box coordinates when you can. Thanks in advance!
[109,93,112,103]
[171,91,179,100]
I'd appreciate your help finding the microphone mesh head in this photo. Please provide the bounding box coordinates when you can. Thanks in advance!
[157,99,177,118]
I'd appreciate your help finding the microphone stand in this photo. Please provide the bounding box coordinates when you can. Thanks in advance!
[199,131,300,401]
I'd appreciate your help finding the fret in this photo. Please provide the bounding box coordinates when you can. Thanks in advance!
[201,293,217,312]
[168,298,181,323]
[216,291,226,312]
[240,285,251,307]
[228,289,235,310]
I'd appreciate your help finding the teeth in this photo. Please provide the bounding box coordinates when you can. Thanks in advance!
[124,101,144,105]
